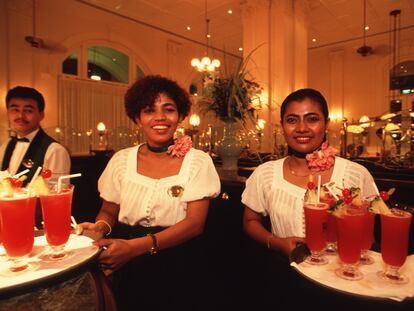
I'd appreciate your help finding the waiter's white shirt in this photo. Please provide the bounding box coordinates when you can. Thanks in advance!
[0,128,71,181]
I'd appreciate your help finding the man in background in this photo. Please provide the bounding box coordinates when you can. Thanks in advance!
[0,86,70,184]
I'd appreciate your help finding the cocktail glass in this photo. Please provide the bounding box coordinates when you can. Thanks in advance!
[325,213,337,254]
[304,202,329,265]
[40,184,74,260]
[377,208,412,284]
[360,209,375,265]
[335,206,366,280]
[0,190,36,273]
[321,194,338,255]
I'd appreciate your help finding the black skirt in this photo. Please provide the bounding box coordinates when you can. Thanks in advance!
[109,223,209,311]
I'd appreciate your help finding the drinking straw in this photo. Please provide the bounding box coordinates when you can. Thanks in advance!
[13,169,30,178]
[372,181,380,195]
[317,175,321,204]
[57,173,82,193]
[71,216,78,229]
[27,166,42,190]
[325,183,339,201]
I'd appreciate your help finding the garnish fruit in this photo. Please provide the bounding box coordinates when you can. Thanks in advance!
[41,169,52,179]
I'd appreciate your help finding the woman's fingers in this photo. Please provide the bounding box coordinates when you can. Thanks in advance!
[75,222,95,235]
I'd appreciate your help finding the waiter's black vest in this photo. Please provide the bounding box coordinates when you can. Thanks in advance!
[1,128,57,186]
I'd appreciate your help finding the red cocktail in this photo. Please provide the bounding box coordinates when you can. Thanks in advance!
[0,191,36,273]
[360,210,375,264]
[40,184,74,260]
[335,207,366,280]
[321,195,338,254]
[304,202,329,265]
[377,209,412,284]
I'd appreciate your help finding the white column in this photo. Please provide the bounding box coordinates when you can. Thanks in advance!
[241,0,308,152]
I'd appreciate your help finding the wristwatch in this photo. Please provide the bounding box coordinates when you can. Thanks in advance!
[147,233,159,255]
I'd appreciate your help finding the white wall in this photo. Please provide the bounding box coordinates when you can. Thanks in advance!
[0,0,240,144]
[2,0,413,155]
[308,27,414,154]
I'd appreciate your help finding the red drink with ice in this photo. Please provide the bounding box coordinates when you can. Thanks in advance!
[40,187,73,247]
[0,195,36,257]
[304,202,329,265]
[335,206,366,280]
[377,208,412,284]
[380,209,411,267]
[320,195,338,244]
[336,208,365,264]
[304,203,328,251]
[0,191,36,272]
[361,211,375,251]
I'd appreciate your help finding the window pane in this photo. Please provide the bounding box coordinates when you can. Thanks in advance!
[62,52,78,75]
[136,65,145,80]
[87,46,129,84]
[390,60,414,90]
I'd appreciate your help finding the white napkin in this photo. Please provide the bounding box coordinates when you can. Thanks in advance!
[291,251,414,302]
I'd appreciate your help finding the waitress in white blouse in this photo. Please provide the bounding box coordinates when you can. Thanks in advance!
[242,88,377,261]
[79,75,220,310]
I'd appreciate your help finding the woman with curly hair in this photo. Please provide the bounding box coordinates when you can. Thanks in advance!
[79,75,220,310]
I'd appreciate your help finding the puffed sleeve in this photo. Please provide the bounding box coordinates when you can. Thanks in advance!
[241,165,268,215]
[360,165,378,198]
[98,150,127,204]
[45,142,71,182]
[181,151,220,202]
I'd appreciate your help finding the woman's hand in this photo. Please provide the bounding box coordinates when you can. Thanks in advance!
[76,222,106,240]
[93,239,136,276]
[277,236,306,261]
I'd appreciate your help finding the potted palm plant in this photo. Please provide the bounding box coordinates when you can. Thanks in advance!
[198,53,263,170]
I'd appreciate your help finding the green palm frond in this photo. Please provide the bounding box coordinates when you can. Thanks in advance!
[197,45,264,127]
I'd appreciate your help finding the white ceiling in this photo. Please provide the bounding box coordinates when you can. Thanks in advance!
[80,0,414,55]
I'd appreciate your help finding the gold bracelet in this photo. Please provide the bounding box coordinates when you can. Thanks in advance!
[95,220,112,236]
[147,233,159,255]
[266,234,274,249]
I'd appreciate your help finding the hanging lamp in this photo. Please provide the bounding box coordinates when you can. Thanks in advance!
[190,0,220,73]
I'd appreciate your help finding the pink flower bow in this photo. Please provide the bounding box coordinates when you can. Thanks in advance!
[306,142,337,172]
[167,135,192,158]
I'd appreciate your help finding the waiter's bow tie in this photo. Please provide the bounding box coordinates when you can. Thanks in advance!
[11,137,30,142]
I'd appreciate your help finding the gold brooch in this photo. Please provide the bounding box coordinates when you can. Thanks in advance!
[168,185,184,197]
[22,159,34,168]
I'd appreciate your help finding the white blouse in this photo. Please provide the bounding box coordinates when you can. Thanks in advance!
[241,156,378,238]
[98,145,220,227]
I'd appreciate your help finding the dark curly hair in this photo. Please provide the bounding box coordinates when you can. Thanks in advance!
[125,75,192,123]
[6,86,45,112]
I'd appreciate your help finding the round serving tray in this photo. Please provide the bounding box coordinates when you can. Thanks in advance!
[0,234,100,295]
[290,251,414,302]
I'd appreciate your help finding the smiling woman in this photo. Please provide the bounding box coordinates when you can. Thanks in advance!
[77,74,221,310]
[241,88,378,262]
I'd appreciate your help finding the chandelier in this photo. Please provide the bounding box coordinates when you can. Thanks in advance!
[191,0,220,73]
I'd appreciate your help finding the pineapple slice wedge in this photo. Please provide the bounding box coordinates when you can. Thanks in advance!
[0,178,13,196]
[30,176,50,196]
[304,188,318,204]
[350,187,362,206]
[331,199,346,218]
[370,197,391,215]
